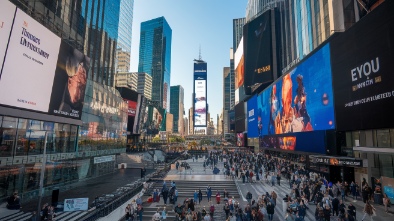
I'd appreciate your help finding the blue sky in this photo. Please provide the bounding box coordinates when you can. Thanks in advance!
[130,0,247,125]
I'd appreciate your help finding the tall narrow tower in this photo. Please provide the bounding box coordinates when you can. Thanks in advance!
[193,52,207,134]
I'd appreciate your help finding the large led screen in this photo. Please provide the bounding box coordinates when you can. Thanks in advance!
[0,6,90,120]
[243,10,273,94]
[140,103,166,135]
[194,62,207,127]
[0,8,61,112]
[0,1,16,68]
[255,43,335,136]
[330,0,394,131]
[234,37,244,90]
[260,136,296,151]
[236,133,245,147]
[247,95,259,138]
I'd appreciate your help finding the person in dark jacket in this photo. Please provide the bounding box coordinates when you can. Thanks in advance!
[266,201,275,221]
[331,197,339,216]
[198,189,203,204]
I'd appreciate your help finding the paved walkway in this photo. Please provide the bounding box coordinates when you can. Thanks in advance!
[235,172,394,221]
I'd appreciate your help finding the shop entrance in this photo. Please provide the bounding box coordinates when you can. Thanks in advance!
[329,165,342,183]
[343,166,355,183]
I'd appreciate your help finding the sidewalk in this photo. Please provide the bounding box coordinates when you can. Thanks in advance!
[0,168,152,220]
[235,173,394,221]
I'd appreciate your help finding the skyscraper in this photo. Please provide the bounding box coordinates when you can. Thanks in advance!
[223,67,231,111]
[170,85,184,134]
[117,0,134,72]
[193,59,207,133]
[138,17,172,110]
[233,18,246,51]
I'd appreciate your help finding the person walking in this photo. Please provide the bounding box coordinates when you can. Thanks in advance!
[246,191,252,205]
[151,209,161,221]
[361,201,376,221]
[194,190,199,204]
[162,185,169,205]
[125,204,132,221]
[137,204,144,221]
[267,201,275,221]
[161,207,167,220]
[198,189,203,204]
[206,186,212,202]
[383,193,390,213]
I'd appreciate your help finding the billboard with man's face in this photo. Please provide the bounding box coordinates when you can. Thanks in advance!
[0,5,90,120]
[194,62,207,127]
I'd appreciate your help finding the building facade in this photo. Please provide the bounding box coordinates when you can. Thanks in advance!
[188,108,194,135]
[115,72,138,91]
[0,0,126,203]
[170,86,184,134]
[137,72,153,100]
[233,18,246,51]
[116,0,134,72]
[138,17,172,110]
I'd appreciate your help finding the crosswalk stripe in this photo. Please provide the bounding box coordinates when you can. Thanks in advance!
[64,211,88,221]
[1,211,25,220]
[7,213,32,221]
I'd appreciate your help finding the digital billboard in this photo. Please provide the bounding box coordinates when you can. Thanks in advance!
[243,9,273,94]
[0,6,90,120]
[0,8,61,112]
[125,100,137,117]
[194,62,207,127]
[247,95,258,138]
[236,133,245,147]
[260,136,296,151]
[0,1,16,68]
[255,43,335,136]
[140,102,166,136]
[234,37,244,90]
[330,0,394,131]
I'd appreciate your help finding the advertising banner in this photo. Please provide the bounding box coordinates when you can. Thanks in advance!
[48,41,90,119]
[247,95,258,138]
[243,10,273,94]
[64,198,89,211]
[255,43,335,136]
[311,156,363,167]
[260,136,296,151]
[330,1,394,131]
[125,99,137,116]
[194,62,207,127]
[0,1,16,69]
[236,133,244,147]
[234,37,244,90]
[0,8,61,112]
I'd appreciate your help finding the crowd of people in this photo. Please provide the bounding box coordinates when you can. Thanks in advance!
[124,149,390,221]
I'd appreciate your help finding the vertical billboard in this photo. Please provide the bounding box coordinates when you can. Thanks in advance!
[247,95,259,138]
[193,62,207,127]
[234,37,245,104]
[236,133,245,147]
[243,9,273,94]
[0,1,16,68]
[330,0,394,131]
[255,43,335,137]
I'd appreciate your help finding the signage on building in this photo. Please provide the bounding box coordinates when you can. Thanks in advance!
[64,198,89,211]
[193,62,207,127]
[312,156,363,167]
[93,155,115,164]
[0,4,90,120]
[330,2,394,131]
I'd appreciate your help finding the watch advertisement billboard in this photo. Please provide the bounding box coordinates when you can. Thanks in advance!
[255,43,335,136]
[0,8,61,112]
[243,9,273,94]
[330,1,394,131]
[194,62,207,127]
[0,6,90,120]
[0,1,16,68]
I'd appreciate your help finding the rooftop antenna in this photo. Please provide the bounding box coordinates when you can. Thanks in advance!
[199,45,202,60]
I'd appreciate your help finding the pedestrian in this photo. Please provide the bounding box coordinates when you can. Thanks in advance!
[209,203,215,218]
[223,202,230,219]
[383,193,390,213]
[216,191,221,204]
[277,173,281,186]
[137,204,144,221]
[194,190,198,204]
[362,201,376,221]
[266,201,275,221]
[206,185,212,202]
[162,185,169,205]
[198,189,203,204]
[332,197,339,216]
[125,204,132,221]
[152,209,161,221]
[246,191,252,205]
[161,207,167,220]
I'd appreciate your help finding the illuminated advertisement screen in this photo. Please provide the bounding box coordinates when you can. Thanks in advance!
[247,95,258,138]
[140,103,166,135]
[194,62,207,127]
[236,133,244,147]
[330,1,394,131]
[0,8,61,112]
[0,6,90,120]
[124,99,137,116]
[234,37,244,90]
[0,1,16,67]
[243,9,273,94]
[260,136,296,151]
[255,43,335,136]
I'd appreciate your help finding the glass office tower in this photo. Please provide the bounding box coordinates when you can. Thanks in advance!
[138,17,172,111]
[170,86,184,134]
[117,0,134,72]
